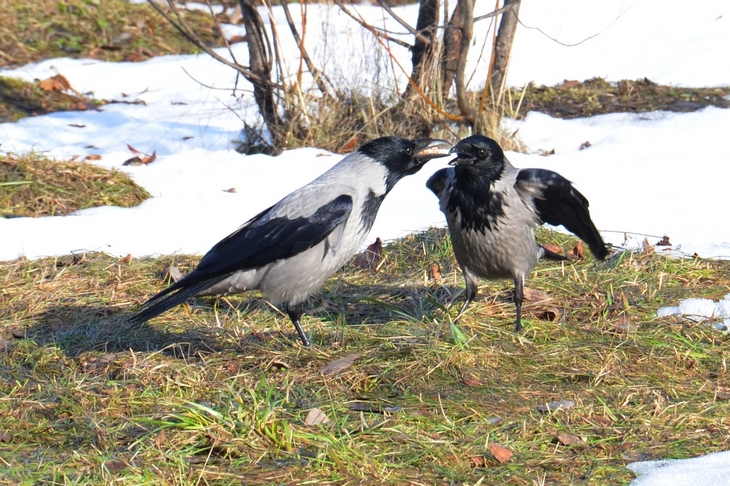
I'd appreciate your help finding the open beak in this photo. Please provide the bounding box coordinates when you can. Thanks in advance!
[414,138,452,162]
[447,144,461,165]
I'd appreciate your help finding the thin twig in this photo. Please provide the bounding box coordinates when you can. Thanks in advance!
[375,0,431,45]
[147,0,278,88]
[333,1,412,49]
[279,0,333,98]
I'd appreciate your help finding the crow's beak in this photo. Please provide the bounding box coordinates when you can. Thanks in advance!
[414,138,452,162]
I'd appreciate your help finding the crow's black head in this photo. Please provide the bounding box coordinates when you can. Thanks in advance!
[449,135,506,180]
[359,136,451,190]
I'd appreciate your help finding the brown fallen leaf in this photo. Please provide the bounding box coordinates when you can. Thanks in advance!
[556,432,583,445]
[579,141,592,150]
[353,238,383,270]
[320,354,361,375]
[8,326,26,339]
[568,240,585,260]
[656,235,671,246]
[523,287,550,302]
[428,263,442,283]
[642,238,655,254]
[163,265,184,283]
[155,429,166,447]
[84,353,118,371]
[340,135,359,153]
[38,74,73,93]
[558,79,581,89]
[489,443,513,463]
[124,144,157,165]
[223,187,237,193]
[470,455,485,468]
[119,254,132,264]
[304,408,330,426]
[104,460,128,472]
[84,154,102,161]
[542,243,563,255]
[0,431,11,443]
[537,399,576,413]
[716,390,730,400]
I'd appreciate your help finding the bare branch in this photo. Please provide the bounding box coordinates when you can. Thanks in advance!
[474,3,517,23]
[147,0,277,87]
[333,1,412,49]
[279,0,333,97]
[375,0,431,46]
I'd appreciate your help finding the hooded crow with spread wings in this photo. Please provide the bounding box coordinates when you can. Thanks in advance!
[130,136,450,346]
[427,134,608,332]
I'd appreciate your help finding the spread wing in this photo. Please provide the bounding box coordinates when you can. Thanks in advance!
[129,194,353,323]
[515,168,607,260]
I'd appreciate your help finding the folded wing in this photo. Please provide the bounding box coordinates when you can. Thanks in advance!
[129,194,353,323]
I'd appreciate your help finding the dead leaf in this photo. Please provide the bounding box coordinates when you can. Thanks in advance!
[155,429,166,447]
[568,240,585,260]
[163,265,184,283]
[8,326,25,339]
[223,187,237,193]
[656,235,671,246]
[537,399,576,413]
[83,154,102,161]
[428,263,442,283]
[104,460,128,472]
[458,367,486,386]
[538,148,556,156]
[591,415,613,427]
[304,408,330,426]
[341,135,359,153]
[353,238,382,270]
[119,254,132,264]
[523,287,550,302]
[38,74,73,93]
[320,354,361,375]
[489,443,513,463]
[470,455,485,468]
[556,432,583,445]
[84,353,118,371]
[716,390,730,400]
[542,243,563,255]
[579,141,592,150]
[0,431,11,442]
[558,79,581,89]
[124,145,157,165]
[642,238,655,254]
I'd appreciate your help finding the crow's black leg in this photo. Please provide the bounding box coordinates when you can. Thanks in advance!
[286,303,311,347]
[455,269,478,321]
[513,277,524,332]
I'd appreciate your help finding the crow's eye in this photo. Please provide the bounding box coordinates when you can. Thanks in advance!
[478,149,487,157]
[405,147,413,156]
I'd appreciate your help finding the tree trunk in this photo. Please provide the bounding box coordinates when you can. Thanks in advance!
[239,0,284,154]
[454,0,475,126]
[405,0,439,97]
[440,0,465,99]
[488,0,521,104]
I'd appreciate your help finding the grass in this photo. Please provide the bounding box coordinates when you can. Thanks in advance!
[0,0,222,69]
[0,153,150,217]
[506,77,730,119]
[1,228,729,484]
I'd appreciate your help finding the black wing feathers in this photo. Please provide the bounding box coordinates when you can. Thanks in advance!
[517,169,607,260]
[426,168,448,197]
[129,194,353,324]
